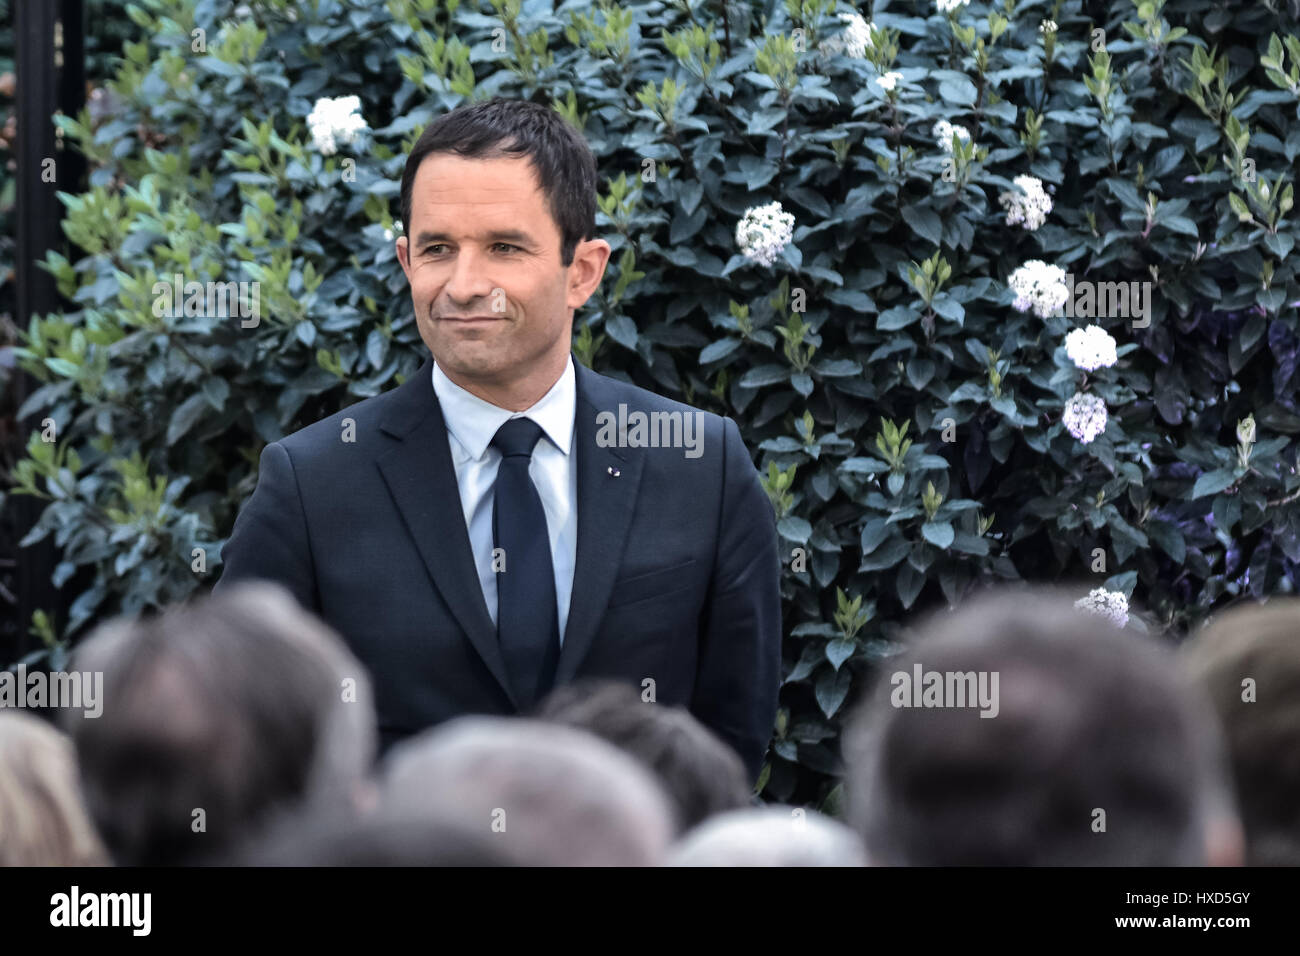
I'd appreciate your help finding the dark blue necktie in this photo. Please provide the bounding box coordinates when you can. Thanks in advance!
[490,417,560,711]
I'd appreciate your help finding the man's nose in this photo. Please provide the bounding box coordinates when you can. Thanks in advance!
[443,247,495,303]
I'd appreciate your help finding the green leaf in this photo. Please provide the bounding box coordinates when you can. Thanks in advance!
[877,306,919,331]
[1191,468,1238,498]
[859,535,910,571]
[1144,519,1186,563]
[859,517,890,552]
[167,393,210,445]
[825,638,856,671]
[815,667,853,718]
[777,515,812,543]
[921,521,955,549]
[44,357,80,377]
[700,339,741,363]
[739,364,790,388]
[896,563,924,608]
[606,315,638,350]
[201,377,230,411]
[814,359,861,377]
[842,457,890,475]
[904,205,942,245]
[937,75,977,106]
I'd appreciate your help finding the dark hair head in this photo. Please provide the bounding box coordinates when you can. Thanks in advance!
[844,587,1236,866]
[400,97,598,267]
[64,582,375,866]
[534,679,752,830]
[1183,598,1300,865]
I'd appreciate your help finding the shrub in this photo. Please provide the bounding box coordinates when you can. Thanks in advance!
[8,0,1300,808]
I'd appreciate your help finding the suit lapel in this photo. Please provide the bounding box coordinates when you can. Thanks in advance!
[555,360,645,683]
[375,357,519,710]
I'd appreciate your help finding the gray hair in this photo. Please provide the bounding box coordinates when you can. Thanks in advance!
[380,716,676,865]
[667,806,867,866]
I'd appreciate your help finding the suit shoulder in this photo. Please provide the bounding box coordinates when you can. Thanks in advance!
[275,376,415,457]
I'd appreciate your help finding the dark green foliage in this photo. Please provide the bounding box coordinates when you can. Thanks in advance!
[7,0,1300,808]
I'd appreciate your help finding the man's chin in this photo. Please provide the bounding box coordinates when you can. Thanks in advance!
[432,347,511,382]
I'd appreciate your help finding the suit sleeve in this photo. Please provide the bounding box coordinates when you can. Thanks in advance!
[214,440,319,612]
[691,416,782,785]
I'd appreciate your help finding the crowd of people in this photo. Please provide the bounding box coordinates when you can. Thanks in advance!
[0,580,1294,866]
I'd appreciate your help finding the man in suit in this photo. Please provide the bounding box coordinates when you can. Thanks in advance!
[216,97,782,782]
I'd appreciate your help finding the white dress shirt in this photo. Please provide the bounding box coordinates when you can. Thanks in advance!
[431,357,578,644]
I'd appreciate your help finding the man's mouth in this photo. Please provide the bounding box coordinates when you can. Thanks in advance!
[438,315,505,324]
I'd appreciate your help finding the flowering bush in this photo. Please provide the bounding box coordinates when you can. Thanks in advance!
[8,0,1300,810]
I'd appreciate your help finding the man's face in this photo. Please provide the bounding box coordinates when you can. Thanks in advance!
[396,152,609,398]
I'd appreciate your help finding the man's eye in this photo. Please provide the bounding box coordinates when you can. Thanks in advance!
[421,243,518,255]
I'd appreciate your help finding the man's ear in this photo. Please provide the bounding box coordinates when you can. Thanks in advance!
[396,235,410,274]
[566,237,612,310]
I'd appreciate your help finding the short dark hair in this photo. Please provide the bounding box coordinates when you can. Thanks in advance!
[64,582,375,866]
[1183,599,1300,865]
[399,97,598,267]
[844,588,1235,866]
[534,679,753,830]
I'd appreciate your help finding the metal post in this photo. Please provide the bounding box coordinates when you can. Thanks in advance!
[7,0,85,666]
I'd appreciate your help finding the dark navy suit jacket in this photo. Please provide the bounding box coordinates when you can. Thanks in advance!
[215,353,782,781]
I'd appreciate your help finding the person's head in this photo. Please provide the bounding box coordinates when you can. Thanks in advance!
[64,581,377,865]
[1182,599,1300,865]
[228,806,513,866]
[845,587,1242,866]
[379,716,676,865]
[668,806,868,866]
[0,712,107,866]
[396,97,611,408]
[534,679,752,830]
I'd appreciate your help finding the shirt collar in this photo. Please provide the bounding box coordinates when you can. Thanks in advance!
[431,354,575,461]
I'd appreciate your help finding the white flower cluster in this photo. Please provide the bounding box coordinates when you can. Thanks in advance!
[308,95,367,156]
[1063,392,1108,444]
[998,175,1053,230]
[1064,325,1118,371]
[875,71,904,92]
[1074,587,1129,627]
[1040,19,1058,34]
[736,201,796,267]
[820,12,874,58]
[933,119,972,153]
[937,0,970,12]
[1008,260,1068,318]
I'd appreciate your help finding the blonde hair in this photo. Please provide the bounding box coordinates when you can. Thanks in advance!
[0,711,108,866]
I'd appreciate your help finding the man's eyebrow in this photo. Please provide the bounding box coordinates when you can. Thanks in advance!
[413,229,537,247]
